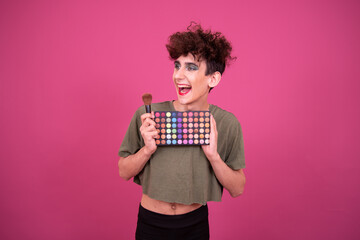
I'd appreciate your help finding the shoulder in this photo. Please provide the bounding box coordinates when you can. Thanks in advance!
[134,101,173,115]
[210,104,240,126]
[152,101,173,111]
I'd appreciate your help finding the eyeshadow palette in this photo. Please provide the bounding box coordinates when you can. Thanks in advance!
[154,111,211,145]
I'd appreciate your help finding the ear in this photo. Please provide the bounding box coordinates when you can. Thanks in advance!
[208,71,221,88]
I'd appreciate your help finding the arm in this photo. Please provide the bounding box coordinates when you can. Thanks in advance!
[118,112,158,181]
[202,115,246,197]
[206,155,245,197]
[118,147,153,181]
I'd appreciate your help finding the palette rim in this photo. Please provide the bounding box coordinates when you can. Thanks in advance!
[154,110,211,146]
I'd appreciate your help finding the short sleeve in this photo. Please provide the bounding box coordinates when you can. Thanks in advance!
[118,109,144,158]
[224,118,246,170]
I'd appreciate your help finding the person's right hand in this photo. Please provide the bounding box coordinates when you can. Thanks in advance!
[140,112,158,155]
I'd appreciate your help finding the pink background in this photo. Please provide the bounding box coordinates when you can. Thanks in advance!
[1,0,359,239]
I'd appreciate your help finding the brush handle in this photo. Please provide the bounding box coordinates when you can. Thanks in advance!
[145,105,151,113]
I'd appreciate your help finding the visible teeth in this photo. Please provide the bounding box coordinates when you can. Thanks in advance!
[179,86,191,94]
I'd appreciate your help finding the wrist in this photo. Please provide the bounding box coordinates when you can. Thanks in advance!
[143,145,155,157]
[207,152,221,163]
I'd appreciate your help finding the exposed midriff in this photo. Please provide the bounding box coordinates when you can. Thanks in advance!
[141,193,202,215]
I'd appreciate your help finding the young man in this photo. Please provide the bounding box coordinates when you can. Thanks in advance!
[118,23,246,240]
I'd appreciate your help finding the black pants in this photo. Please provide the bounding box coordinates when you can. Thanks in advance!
[135,204,210,240]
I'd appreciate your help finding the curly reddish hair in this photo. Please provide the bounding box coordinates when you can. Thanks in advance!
[166,22,235,76]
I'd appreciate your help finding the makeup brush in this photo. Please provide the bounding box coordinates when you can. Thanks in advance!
[142,93,152,113]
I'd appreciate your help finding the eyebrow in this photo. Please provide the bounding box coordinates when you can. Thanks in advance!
[174,60,199,67]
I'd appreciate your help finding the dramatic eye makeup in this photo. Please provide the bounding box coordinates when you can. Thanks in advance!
[174,61,181,70]
[185,63,198,71]
[173,61,199,71]
[154,111,210,145]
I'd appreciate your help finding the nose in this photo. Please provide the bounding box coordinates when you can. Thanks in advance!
[173,66,185,81]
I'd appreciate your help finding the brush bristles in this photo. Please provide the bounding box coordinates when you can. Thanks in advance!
[142,93,152,105]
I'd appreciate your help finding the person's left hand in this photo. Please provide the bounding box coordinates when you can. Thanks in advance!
[201,114,219,161]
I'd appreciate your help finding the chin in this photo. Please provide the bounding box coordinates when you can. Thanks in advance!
[177,97,191,106]
[176,91,191,104]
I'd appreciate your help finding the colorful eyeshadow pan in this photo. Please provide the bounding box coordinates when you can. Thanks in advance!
[154,111,211,146]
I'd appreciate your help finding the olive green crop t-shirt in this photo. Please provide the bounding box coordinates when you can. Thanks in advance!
[119,101,245,205]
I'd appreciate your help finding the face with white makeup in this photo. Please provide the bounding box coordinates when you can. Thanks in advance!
[172,54,221,111]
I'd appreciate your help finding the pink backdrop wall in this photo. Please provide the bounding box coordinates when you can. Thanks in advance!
[1,0,359,239]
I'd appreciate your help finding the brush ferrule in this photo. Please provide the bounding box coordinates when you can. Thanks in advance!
[145,105,151,113]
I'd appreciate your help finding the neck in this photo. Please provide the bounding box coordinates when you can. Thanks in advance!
[173,100,209,111]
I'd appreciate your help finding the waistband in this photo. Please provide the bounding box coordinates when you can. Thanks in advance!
[138,204,208,229]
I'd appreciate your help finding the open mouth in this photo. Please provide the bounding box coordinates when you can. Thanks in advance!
[179,86,192,96]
